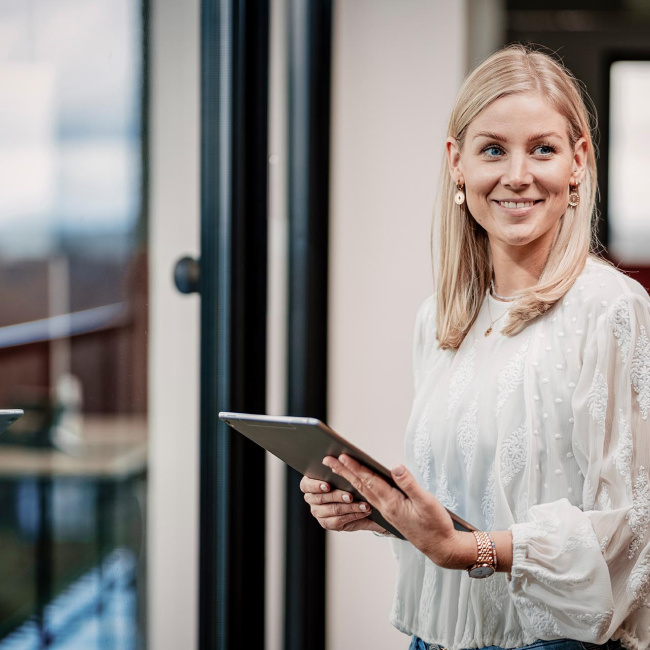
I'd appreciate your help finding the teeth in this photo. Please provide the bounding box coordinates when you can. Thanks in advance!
[499,201,535,208]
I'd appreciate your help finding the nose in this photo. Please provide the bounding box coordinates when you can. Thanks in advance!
[501,153,532,189]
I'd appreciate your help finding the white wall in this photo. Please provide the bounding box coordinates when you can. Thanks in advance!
[328,1,465,648]
[266,0,288,648]
[147,0,200,647]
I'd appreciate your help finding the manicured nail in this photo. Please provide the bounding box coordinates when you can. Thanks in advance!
[342,494,351,502]
[320,483,328,492]
[392,464,405,477]
[359,503,367,512]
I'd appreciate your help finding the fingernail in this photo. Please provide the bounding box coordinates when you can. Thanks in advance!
[392,464,405,477]
[338,455,347,465]
[359,503,368,512]
[342,494,351,503]
[320,483,328,492]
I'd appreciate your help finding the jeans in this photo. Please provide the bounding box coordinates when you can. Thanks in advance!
[409,636,624,650]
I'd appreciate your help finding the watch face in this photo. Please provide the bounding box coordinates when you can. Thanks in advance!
[469,565,495,579]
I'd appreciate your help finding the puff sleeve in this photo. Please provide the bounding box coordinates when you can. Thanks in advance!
[507,292,650,648]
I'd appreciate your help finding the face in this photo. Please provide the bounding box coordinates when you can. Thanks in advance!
[446,92,587,259]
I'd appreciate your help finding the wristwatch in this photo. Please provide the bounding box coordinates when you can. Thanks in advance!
[466,531,497,579]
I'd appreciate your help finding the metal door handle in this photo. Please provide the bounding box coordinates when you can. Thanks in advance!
[174,256,200,294]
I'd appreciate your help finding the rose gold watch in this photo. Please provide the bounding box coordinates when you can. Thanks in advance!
[466,531,497,579]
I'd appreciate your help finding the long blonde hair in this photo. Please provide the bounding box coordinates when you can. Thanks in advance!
[435,44,600,350]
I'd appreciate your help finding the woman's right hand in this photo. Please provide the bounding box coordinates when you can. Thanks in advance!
[300,476,386,533]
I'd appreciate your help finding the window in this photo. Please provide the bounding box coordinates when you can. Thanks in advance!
[608,60,650,264]
[0,1,147,647]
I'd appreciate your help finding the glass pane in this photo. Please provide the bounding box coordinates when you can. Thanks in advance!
[608,60,650,263]
[0,1,147,648]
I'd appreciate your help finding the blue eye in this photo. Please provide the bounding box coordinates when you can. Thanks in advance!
[483,145,503,157]
[535,144,556,155]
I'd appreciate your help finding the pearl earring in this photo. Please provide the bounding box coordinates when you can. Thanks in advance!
[454,182,465,205]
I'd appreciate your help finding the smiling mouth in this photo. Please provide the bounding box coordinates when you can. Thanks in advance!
[495,199,543,209]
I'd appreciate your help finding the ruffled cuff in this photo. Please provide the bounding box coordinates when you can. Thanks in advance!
[507,499,614,643]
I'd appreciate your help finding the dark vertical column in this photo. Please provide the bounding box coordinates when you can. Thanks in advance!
[199,1,269,649]
[285,1,332,649]
[36,478,54,647]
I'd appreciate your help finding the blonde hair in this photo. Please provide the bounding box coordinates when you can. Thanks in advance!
[435,44,600,350]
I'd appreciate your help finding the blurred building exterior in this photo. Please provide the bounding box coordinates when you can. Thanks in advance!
[0,0,146,647]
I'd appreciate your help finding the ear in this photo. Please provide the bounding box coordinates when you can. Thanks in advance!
[446,137,464,185]
[572,136,588,185]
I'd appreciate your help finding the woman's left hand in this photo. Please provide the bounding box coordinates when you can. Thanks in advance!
[323,454,470,569]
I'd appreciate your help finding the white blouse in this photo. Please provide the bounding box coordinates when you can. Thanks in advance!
[389,257,650,650]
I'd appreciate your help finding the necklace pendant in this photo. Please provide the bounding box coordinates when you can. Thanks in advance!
[484,327,492,337]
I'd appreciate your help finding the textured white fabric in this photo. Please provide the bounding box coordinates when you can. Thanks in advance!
[389,258,650,650]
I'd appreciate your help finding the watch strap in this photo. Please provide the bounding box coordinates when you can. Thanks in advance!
[467,530,497,578]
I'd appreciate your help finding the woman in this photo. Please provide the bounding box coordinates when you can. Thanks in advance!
[301,45,650,650]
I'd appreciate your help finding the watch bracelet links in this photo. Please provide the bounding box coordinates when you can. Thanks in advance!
[467,530,497,575]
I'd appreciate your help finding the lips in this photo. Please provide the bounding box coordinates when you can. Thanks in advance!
[499,201,533,208]
[494,199,543,208]
[490,198,544,218]
[492,199,544,215]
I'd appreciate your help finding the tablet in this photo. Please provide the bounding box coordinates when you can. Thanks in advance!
[0,410,23,435]
[219,412,476,539]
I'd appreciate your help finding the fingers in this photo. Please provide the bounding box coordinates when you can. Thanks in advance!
[309,501,370,519]
[390,464,425,502]
[303,489,354,505]
[299,476,356,506]
[300,476,331,494]
[313,507,372,531]
[324,455,397,506]
[301,482,372,532]
[335,517,381,533]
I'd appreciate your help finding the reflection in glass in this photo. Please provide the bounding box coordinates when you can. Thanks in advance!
[0,0,147,648]
[609,60,650,264]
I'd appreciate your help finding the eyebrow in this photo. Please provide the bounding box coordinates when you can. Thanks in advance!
[473,131,563,142]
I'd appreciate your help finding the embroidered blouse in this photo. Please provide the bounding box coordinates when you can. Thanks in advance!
[389,257,650,650]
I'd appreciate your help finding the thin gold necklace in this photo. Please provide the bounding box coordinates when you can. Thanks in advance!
[485,294,509,337]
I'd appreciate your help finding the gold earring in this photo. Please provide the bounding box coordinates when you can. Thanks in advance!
[568,182,580,208]
[454,182,465,205]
